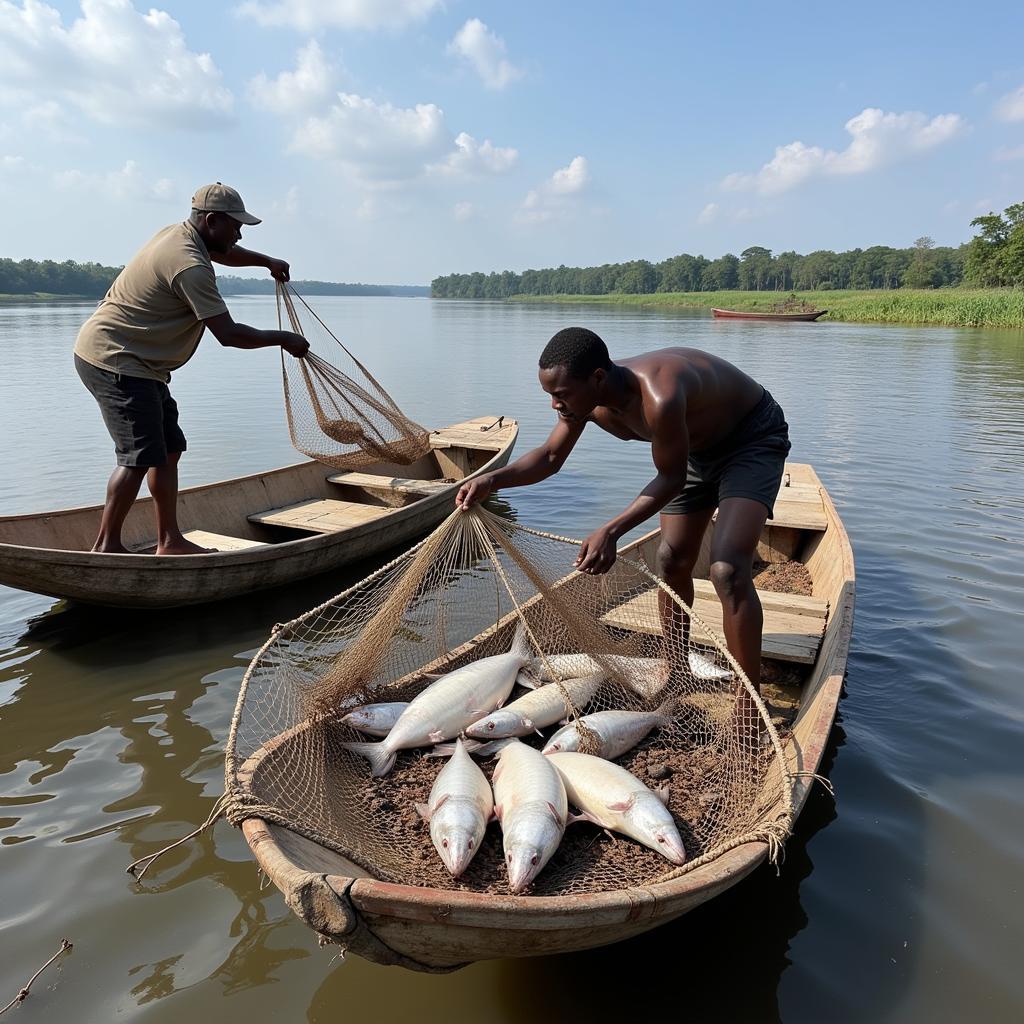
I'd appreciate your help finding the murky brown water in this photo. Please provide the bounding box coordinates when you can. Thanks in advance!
[1,298,1022,1022]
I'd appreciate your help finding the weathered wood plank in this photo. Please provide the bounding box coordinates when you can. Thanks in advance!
[327,472,449,495]
[249,499,394,533]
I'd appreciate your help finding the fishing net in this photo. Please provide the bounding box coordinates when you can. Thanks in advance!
[275,283,431,469]
[223,506,795,898]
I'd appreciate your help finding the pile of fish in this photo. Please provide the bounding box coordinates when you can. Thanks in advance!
[342,622,732,893]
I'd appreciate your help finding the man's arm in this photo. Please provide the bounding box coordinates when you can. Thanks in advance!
[211,246,290,282]
[576,394,689,573]
[203,311,309,357]
[456,417,586,510]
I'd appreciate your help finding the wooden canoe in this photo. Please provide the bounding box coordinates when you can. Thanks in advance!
[240,462,854,969]
[711,307,827,321]
[0,416,518,609]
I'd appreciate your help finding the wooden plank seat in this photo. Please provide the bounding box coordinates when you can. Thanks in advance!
[131,529,265,553]
[248,499,393,534]
[326,472,449,496]
[430,416,517,452]
[769,482,828,531]
[600,579,828,664]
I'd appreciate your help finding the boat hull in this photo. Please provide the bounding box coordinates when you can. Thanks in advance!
[240,463,855,968]
[711,307,827,321]
[0,417,518,609]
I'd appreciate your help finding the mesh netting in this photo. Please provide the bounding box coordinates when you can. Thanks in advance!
[225,507,794,897]
[276,283,431,469]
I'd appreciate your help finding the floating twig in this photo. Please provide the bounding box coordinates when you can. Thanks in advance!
[0,939,72,1015]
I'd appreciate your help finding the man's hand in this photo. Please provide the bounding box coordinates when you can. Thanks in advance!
[575,524,618,575]
[455,474,495,511]
[282,333,309,358]
[267,258,290,282]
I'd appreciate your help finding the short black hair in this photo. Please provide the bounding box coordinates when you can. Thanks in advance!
[539,327,612,379]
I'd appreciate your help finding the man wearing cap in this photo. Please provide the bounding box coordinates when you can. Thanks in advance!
[73,183,310,555]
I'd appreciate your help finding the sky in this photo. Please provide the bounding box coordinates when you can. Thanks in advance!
[1,0,1023,284]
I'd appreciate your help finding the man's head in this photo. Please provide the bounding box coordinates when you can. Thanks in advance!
[189,183,261,255]
[538,327,613,421]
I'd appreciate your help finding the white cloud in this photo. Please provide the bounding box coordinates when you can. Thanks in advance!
[290,92,451,183]
[722,108,965,195]
[248,40,336,114]
[453,201,475,222]
[994,85,1024,122]
[429,132,517,177]
[974,198,993,212]
[236,0,441,31]
[52,160,176,202]
[447,18,523,90]
[994,143,1024,162]
[519,156,590,223]
[0,0,233,128]
[1,153,23,170]
[696,202,719,225]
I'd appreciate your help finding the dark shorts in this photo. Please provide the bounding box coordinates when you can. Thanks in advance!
[662,388,791,518]
[75,354,187,468]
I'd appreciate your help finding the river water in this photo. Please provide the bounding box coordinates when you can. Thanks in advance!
[1,297,1021,1023]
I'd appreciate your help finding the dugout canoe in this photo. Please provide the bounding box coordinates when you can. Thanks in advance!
[0,416,518,609]
[711,307,827,321]
[240,462,854,970]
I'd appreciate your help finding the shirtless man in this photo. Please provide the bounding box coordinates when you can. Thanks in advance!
[455,326,791,700]
[74,183,309,555]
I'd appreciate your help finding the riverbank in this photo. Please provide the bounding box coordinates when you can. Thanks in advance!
[0,292,95,302]
[507,288,1024,328]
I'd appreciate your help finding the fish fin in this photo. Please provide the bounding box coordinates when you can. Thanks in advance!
[567,811,597,827]
[342,741,397,778]
[494,803,503,821]
[515,668,540,690]
[415,802,430,821]
[653,696,677,726]
[428,729,446,744]
[534,728,545,738]
[607,795,637,813]
[546,801,566,826]
[424,745,453,758]
[603,828,618,842]
[656,785,671,807]
[421,671,444,681]
[434,793,450,811]
[474,737,516,759]
[510,620,532,662]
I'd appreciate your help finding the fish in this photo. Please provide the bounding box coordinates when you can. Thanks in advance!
[340,701,409,737]
[415,739,494,877]
[343,623,532,777]
[525,653,671,700]
[546,751,687,865]
[542,699,675,759]
[465,671,605,739]
[492,739,568,893]
[688,650,733,682]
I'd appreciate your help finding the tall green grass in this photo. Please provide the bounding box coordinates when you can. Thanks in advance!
[508,289,1024,328]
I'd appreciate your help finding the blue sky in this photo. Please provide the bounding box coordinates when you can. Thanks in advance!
[1,0,1022,284]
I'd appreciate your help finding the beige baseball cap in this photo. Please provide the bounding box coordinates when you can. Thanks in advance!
[190,182,261,225]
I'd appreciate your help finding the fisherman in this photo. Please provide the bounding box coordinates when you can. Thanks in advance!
[73,183,310,555]
[455,327,791,709]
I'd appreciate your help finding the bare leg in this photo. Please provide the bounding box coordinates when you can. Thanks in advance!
[148,452,214,555]
[656,507,715,657]
[92,466,148,553]
[709,497,770,738]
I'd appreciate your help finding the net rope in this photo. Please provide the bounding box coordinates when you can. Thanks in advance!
[225,506,796,897]
[275,283,431,469]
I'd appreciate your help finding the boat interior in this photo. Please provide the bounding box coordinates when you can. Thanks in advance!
[0,418,514,554]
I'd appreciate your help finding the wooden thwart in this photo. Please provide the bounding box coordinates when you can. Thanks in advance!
[249,499,393,534]
[430,416,517,452]
[770,483,827,531]
[327,472,449,496]
[600,579,827,664]
[132,529,265,553]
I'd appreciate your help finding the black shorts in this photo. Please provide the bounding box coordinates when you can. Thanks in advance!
[75,354,187,468]
[662,388,791,518]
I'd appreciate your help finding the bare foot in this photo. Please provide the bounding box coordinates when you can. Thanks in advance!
[92,541,133,554]
[155,538,217,555]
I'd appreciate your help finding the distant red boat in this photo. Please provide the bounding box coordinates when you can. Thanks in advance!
[712,307,827,322]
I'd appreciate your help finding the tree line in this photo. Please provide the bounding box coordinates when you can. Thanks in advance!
[432,204,1024,298]
[0,258,427,297]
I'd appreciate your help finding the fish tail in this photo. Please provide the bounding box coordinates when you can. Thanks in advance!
[342,740,397,777]
[653,696,678,725]
[510,619,532,663]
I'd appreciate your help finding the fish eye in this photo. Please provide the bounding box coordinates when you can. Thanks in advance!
[657,836,666,843]
[487,722,495,731]
[442,839,449,848]
[531,855,538,865]
[507,854,512,864]
[468,838,474,849]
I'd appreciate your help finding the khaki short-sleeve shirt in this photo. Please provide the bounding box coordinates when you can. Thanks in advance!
[74,221,228,383]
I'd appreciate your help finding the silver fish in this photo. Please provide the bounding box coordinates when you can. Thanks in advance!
[466,671,605,739]
[343,623,531,777]
[526,653,671,700]
[688,650,733,681]
[341,701,409,737]
[542,699,674,759]
[415,739,493,877]
[547,751,686,865]
[492,739,568,893]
